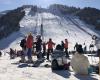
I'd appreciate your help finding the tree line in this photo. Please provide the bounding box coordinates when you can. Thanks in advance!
[76,7,100,30]
[0,6,25,39]
[49,4,100,30]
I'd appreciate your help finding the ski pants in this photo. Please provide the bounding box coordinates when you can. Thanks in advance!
[42,49,46,58]
[20,48,27,62]
[47,49,53,60]
[27,48,32,61]
[36,51,42,59]
[65,48,69,58]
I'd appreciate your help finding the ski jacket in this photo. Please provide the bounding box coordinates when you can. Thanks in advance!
[46,41,55,49]
[20,39,26,49]
[35,38,42,51]
[64,41,68,49]
[71,52,90,75]
[26,35,33,48]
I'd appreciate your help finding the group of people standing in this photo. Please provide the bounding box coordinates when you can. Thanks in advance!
[19,33,100,75]
[20,33,69,63]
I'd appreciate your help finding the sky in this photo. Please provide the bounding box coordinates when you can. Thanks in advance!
[0,0,100,12]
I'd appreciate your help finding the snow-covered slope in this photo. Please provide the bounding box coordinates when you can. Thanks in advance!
[0,7,100,80]
[20,8,99,51]
[0,7,99,51]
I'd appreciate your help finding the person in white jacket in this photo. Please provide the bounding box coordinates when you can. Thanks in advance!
[92,35,100,75]
[71,44,90,75]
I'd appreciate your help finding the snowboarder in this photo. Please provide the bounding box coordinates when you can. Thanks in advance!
[26,32,33,63]
[19,36,27,62]
[92,35,100,75]
[46,38,55,60]
[71,44,90,75]
[64,39,69,58]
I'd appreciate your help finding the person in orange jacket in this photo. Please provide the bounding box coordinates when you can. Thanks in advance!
[26,33,33,62]
[46,38,55,60]
[64,39,69,58]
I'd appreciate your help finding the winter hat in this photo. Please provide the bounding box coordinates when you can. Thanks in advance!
[76,44,83,54]
[49,38,52,41]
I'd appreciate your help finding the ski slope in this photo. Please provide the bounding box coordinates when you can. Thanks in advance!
[0,7,99,51]
[20,8,99,51]
[0,8,100,80]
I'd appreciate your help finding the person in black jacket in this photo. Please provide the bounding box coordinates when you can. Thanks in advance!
[74,42,79,51]
[34,35,42,60]
[20,37,26,50]
[61,41,64,51]
[20,36,27,62]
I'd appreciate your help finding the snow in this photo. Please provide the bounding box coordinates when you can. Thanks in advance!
[0,7,100,80]
[0,54,99,80]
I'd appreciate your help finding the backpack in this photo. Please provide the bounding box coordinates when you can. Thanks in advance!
[20,39,25,48]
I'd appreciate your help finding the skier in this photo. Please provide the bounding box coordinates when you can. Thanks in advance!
[46,38,55,60]
[35,35,42,60]
[26,32,33,63]
[64,39,69,58]
[92,35,100,75]
[71,44,90,75]
[19,36,27,62]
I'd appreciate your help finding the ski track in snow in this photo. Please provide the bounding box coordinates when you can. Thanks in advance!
[0,8,100,80]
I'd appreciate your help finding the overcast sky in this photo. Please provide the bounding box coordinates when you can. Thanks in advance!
[0,0,100,12]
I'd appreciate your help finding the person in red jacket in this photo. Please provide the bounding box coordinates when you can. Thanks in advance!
[64,39,69,58]
[46,38,55,60]
[26,33,33,63]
